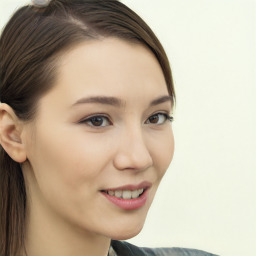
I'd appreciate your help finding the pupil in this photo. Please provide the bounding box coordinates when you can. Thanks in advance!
[149,115,159,123]
[91,117,103,126]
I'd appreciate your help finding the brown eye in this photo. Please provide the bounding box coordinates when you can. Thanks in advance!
[146,113,173,125]
[148,114,159,124]
[90,117,105,126]
[80,115,111,127]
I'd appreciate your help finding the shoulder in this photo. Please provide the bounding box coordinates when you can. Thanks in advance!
[111,240,219,256]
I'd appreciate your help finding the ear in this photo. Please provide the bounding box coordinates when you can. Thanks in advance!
[0,103,27,163]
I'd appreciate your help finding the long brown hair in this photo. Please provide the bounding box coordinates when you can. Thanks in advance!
[0,0,175,255]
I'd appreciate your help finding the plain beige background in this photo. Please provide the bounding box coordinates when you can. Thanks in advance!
[0,1,255,256]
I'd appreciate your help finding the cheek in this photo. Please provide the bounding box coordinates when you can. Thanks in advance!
[150,128,174,178]
[29,124,116,193]
[25,127,115,220]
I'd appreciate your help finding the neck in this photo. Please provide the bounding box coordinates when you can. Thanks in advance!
[23,201,111,256]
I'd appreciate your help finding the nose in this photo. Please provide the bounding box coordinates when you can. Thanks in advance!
[113,127,153,171]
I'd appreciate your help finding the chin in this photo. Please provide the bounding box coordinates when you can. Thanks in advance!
[108,222,144,241]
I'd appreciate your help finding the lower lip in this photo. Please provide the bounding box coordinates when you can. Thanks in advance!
[101,190,148,210]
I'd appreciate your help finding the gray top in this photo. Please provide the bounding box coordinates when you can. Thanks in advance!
[110,240,220,256]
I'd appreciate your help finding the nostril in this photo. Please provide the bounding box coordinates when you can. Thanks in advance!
[113,151,153,171]
[113,131,153,171]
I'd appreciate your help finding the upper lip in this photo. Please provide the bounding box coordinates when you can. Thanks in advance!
[102,181,152,191]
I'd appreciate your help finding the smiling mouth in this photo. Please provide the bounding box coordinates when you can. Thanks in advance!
[101,182,151,210]
[101,188,145,199]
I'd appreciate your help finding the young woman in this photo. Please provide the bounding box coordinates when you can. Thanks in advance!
[0,0,218,255]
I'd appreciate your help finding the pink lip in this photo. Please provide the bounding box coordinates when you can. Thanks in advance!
[101,181,151,210]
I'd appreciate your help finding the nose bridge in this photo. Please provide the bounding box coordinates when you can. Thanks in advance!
[113,123,153,171]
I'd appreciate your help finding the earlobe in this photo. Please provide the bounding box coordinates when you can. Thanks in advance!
[0,103,27,163]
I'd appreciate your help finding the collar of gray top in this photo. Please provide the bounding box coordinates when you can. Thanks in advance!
[110,240,219,256]
[108,245,118,256]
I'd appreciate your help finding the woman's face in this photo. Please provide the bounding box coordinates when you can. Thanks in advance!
[22,38,174,240]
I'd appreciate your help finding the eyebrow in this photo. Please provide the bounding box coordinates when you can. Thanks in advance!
[72,96,124,107]
[72,95,172,108]
[149,95,172,107]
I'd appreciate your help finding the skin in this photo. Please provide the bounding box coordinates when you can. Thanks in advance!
[1,38,174,256]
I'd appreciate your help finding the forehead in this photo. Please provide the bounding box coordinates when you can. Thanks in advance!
[41,38,168,107]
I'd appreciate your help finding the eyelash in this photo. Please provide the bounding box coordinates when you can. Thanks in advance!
[79,112,173,128]
[79,115,112,127]
[145,113,173,125]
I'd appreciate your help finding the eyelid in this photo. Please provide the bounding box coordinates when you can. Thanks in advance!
[145,111,174,124]
[76,111,174,127]
[78,114,112,127]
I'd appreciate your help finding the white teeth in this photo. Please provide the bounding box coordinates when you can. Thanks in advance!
[122,190,132,199]
[131,190,140,199]
[114,190,122,198]
[106,189,144,199]
[108,190,115,196]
